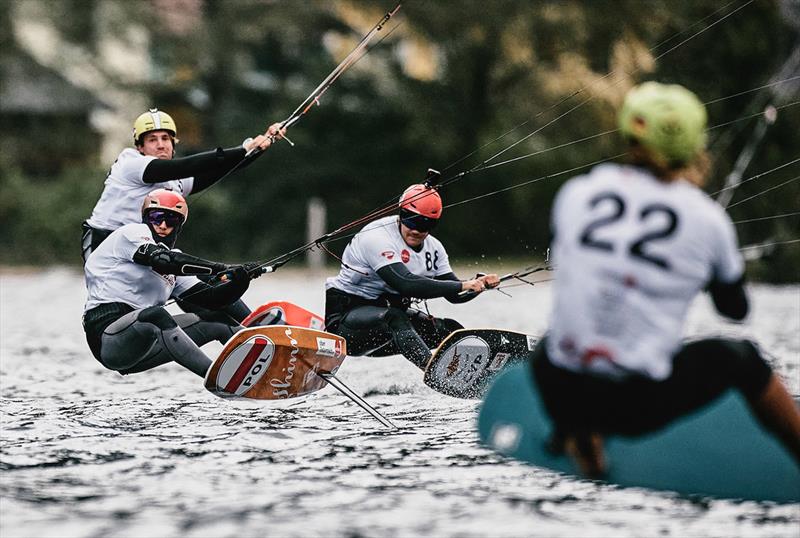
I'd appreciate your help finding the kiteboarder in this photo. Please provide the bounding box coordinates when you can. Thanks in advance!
[324,184,500,369]
[80,109,284,321]
[82,108,285,260]
[82,189,261,377]
[530,81,800,476]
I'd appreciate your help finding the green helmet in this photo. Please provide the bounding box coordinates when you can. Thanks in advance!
[618,82,707,167]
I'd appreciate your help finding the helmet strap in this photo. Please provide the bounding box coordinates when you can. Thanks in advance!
[143,219,181,249]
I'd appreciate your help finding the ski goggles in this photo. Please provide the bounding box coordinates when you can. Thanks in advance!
[399,209,438,232]
[145,209,184,228]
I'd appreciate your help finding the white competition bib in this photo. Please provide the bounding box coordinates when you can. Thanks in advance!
[87,148,194,231]
[84,223,199,312]
[547,163,743,380]
[326,216,452,299]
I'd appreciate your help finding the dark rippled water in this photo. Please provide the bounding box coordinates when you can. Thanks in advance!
[1,268,798,537]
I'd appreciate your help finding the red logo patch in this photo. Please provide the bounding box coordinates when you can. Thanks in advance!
[381,251,395,260]
[401,250,410,263]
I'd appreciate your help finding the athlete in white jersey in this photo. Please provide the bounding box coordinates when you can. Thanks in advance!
[325,184,499,369]
[83,189,262,377]
[81,108,284,322]
[82,108,284,258]
[530,82,800,475]
[546,162,744,379]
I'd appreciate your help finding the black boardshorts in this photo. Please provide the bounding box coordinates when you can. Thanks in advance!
[531,336,773,437]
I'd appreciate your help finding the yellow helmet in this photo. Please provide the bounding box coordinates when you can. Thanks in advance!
[133,108,178,145]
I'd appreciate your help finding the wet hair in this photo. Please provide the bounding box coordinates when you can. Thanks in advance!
[625,140,711,188]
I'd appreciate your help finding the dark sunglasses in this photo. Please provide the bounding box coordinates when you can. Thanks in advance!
[400,209,438,232]
[145,209,184,227]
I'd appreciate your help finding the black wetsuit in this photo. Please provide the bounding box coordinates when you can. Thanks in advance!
[83,245,253,377]
[325,263,475,369]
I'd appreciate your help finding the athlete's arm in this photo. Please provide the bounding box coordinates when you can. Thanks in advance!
[177,267,250,311]
[436,272,501,303]
[141,147,248,190]
[708,274,749,320]
[707,209,748,321]
[435,272,474,303]
[133,243,228,276]
[436,272,460,282]
[377,263,462,299]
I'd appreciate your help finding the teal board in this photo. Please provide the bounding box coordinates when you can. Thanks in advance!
[478,363,800,503]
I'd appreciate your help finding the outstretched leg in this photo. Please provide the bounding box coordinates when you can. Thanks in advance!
[671,338,800,466]
[174,313,241,346]
[175,294,252,324]
[385,309,432,369]
[100,306,212,377]
[749,374,800,465]
[337,306,432,369]
[410,310,463,349]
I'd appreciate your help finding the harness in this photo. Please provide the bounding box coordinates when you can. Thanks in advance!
[325,288,411,331]
[81,222,113,263]
[82,302,135,360]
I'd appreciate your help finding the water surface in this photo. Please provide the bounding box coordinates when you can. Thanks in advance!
[1,268,798,537]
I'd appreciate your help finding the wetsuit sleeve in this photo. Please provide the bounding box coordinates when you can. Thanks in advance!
[133,243,228,276]
[436,271,459,282]
[708,275,749,320]
[435,271,476,304]
[708,205,748,320]
[177,278,250,311]
[377,263,462,299]
[142,147,248,190]
[173,275,202,296]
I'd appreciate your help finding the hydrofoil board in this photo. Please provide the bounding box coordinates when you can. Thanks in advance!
[423,328,538,398]
[205,325,345,399]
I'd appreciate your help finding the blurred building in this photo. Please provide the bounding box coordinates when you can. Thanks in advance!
[0,48,105,177]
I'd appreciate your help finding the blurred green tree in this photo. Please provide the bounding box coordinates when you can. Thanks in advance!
[0,0,797,280]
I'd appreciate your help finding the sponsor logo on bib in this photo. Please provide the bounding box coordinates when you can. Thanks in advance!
[401,249,410,263]
[217,335,276,396]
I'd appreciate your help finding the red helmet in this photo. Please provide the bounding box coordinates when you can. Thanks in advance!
[141,188,188,224]
[398,184,442,219]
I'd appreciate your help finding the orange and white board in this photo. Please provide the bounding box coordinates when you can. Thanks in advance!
[205,325,346,400]
[241,301,325,330]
